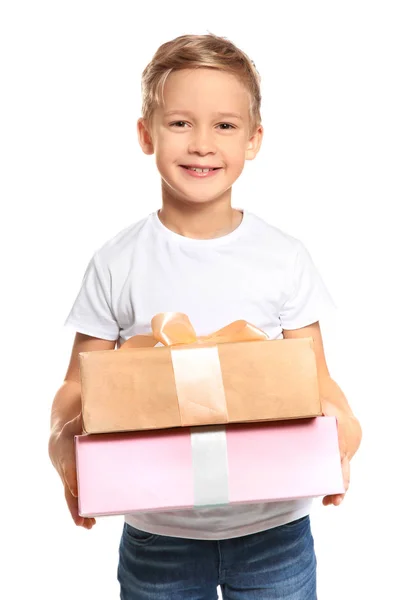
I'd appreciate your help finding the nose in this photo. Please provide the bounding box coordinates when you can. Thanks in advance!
[187,126,217,156]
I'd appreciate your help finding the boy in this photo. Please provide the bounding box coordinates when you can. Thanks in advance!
[49,33,362,599]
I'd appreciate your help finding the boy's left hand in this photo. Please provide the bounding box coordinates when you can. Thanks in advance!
[321,399,362,506]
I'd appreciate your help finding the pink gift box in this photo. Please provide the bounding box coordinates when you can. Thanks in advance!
[75,417,344,517]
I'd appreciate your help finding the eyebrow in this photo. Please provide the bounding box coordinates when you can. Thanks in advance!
[163,110,243,121]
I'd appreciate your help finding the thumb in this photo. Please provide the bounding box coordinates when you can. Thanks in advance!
[64,412,83,436]
[62,462,78,498]
[341,453,350,492]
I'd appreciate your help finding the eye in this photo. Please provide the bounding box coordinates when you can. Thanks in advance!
[217,123,236,130]
[170,121,188,128]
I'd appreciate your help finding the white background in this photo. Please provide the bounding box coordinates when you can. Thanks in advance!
[1,1,399,598]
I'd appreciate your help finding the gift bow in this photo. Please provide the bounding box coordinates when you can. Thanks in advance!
[121,312,269,349]
[120,312,269,427]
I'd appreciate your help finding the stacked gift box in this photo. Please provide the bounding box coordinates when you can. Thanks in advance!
[75,313,344,517]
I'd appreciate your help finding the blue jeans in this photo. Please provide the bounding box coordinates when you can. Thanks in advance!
[117,515,317,599]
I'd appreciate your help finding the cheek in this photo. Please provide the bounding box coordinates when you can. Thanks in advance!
[155,134,183,159]
[224,143,247,168]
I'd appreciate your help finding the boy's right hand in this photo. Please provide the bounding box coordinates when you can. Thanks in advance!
[49,413,96,530]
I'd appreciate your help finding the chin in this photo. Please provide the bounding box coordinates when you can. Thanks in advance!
[163,181,226,203]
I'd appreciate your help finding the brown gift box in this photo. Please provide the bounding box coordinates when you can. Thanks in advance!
[79,313,322,434]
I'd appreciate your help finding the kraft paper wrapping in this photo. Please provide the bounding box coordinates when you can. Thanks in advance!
[79,312,321,434]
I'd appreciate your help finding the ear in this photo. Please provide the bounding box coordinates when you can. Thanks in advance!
[245,124,263,161]
[137,118,154,155]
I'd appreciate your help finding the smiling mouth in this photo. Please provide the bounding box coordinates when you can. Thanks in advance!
[180,166,222,172]
[179,165,223,179]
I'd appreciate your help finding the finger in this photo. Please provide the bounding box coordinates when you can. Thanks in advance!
[322,495,335,506]
[342,454,350,491]
[332,494,345,506]
[323,493,345,506]
[64,413,84,436]
[336,425,349,461]
[64,484,84,526]
[82,517,96,529]
[323,496,335,506]
[62,462,78,498]
[64,486,96,529]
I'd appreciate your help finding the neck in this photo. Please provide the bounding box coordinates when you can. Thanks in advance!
[159,186,243,240]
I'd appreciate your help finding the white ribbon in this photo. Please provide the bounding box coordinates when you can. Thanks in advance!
[190,426,229,507]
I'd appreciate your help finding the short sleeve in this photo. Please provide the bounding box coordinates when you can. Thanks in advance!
[64,253,120,340]
[279,241,336,330]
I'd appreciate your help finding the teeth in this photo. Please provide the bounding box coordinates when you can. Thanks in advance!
[188,167,213,172]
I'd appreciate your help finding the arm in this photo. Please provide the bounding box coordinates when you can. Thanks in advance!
[49,333,116,528]
[50,333,116,434]
[283,321,362,505]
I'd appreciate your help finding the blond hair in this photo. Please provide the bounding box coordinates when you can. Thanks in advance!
[141,33,262,134]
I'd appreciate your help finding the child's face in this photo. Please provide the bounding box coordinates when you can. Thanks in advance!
[138,68,263,206]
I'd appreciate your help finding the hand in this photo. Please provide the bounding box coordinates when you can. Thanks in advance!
[322,452,350,507]
[321,399,362,507]
[49,413,96,529]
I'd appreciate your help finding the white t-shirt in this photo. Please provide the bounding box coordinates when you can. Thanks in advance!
[65,209,335,540]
